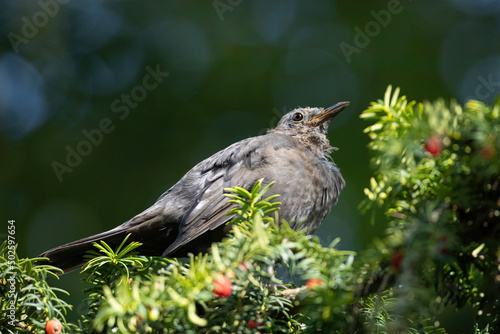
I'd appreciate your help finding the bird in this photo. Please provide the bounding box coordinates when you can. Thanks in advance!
[39,101,349,273]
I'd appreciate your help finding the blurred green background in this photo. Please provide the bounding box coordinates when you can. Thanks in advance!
[2,0,500,329]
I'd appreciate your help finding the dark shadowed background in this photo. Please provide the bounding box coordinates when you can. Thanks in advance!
[2,0,500,329]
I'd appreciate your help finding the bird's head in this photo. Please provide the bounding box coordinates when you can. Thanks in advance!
[270,101,350,156]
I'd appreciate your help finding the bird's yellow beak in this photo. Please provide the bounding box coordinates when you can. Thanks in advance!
[307,101,350,127]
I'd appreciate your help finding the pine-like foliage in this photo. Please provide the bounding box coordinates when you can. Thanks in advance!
[0,87,498,333]
[0,241,79,333]
[78,179,357,333]
[358,86,499,333]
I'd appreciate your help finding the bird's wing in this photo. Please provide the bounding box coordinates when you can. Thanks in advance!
[161,136,270,256]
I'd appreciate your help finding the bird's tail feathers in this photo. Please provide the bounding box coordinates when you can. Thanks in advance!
[38,226,132,274]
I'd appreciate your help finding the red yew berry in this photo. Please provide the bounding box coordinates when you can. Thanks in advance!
[424,136,442,157]
[248,319,264,331]
[305,278,324,288]
[213,274,232,298]
[479,145,495,161]
[437,235,449,254]
[390,251,404,272]
[439,246,448,254]
[45,319,62,334]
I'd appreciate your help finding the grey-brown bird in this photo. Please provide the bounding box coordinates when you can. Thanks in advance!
[40,102,349,272]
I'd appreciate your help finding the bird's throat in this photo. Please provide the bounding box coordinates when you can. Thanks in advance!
[294,131,334,158]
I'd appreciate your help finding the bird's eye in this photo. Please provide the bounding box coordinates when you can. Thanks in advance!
[292,112,304,122]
